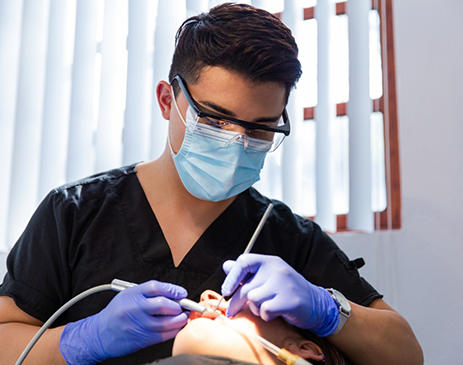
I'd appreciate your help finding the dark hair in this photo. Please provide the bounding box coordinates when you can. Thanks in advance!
[293,327,353,365]
[168,3,302,102]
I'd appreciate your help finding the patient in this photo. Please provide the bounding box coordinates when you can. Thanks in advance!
[166,290,352,365]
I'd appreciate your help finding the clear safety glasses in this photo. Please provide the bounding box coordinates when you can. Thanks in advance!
[172,75,290,153]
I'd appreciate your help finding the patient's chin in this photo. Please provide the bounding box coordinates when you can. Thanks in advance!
[173,318,209,355]
[172,317,266,363]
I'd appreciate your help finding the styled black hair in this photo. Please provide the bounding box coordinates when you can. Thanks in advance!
[168,3,302,102]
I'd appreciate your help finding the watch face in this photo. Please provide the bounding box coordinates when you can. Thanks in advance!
[332,289,352,312]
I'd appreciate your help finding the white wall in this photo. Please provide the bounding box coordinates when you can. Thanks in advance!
[1,1,461,363]
[336,1,463,364]
[0,253,5,281]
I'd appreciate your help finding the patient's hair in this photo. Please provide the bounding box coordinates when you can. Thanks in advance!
[168,2,302,102]
[293,327,353,365]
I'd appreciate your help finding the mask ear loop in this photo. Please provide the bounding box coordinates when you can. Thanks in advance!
[171,86,202,134]
[171,87,187,127]
[168,86,188,156]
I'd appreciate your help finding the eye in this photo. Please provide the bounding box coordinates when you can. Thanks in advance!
[246,129,265,138]
[202,116,232,128]
[245,128,275,141]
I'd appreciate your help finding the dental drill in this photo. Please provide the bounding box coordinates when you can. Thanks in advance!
[111,279,211,314]
[14,279,212,365]
[15,278,312,365]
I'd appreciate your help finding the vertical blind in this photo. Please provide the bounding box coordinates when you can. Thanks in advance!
[0,0,377,252]
[347,0,373,232]
[314,0,336,232]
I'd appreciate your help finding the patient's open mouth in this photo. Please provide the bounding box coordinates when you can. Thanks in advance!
[189,301,226,321]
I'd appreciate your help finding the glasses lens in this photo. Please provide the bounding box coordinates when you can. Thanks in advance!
[186,106,285,153]
[199,115,285,151]
[270,132,285,152]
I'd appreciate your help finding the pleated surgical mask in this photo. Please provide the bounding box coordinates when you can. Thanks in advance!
[169,90,269,201]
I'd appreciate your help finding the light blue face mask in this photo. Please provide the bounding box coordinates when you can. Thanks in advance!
[170,93,270,202]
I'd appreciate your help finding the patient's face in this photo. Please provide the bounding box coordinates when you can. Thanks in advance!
[172,290,323,365]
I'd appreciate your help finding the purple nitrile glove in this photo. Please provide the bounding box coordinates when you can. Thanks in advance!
[59,280,188,365]
[222,254,339,337]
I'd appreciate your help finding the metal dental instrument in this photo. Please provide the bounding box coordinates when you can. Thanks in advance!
[15,279,212,365]
[243,203,274,255]
[214,203,274,312]
[214,314,312,365]
[112,279,209,314]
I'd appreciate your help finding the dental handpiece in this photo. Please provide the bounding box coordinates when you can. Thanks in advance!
[111,279,209,314]
[15,280,214,365]
[175,298,209,314]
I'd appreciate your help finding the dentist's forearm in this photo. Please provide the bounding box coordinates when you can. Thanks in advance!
[328,300,423,365]
[0,322,66,365]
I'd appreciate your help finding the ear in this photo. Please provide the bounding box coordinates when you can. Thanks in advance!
[156,80,173,120]
[282,338,325,363]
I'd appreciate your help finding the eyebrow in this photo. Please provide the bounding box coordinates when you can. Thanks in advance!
[197,99,282,124]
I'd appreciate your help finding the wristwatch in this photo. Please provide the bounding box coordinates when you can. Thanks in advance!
[327,288,351,336]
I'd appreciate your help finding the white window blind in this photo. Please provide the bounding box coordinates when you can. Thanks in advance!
[0,0,383,252]
[0,0,23,254]
[256,0,384,233]
[67,0,98,182]
[6,0,51,252]
[123,0,157,165]
[347,0,373,232]
[314,0,336,232]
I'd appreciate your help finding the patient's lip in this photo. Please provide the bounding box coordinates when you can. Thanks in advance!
[203,308,223,319]
[188,300,226,321]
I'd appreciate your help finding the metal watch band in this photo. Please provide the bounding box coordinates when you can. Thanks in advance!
[327,288,351,336]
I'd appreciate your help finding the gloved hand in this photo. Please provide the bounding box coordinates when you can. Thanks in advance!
[59,280,189,365]
[222,254,339,337]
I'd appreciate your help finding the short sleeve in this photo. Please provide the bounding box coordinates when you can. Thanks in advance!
[0,189,73,322]
[298,221,382,307]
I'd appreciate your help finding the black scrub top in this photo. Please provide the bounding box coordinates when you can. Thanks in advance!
[0,164,381,364]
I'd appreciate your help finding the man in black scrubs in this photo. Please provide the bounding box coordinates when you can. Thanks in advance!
[0,3,422,365]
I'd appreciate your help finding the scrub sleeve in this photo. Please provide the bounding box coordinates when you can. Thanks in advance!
[0,164,382,364]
